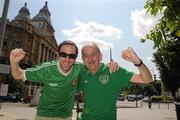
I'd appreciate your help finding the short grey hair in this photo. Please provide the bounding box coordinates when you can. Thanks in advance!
[81,42,101,55]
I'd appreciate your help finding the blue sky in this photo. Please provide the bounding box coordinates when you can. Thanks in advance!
[0,0,161,76]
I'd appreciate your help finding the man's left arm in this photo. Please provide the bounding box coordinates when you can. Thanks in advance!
[131,62,153,84]
[122,47,152,84]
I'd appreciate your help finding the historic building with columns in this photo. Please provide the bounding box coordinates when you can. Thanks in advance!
[0,2,58,99]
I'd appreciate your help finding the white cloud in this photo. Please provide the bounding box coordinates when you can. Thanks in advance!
[131,9,162,39]
[62,20,122,51]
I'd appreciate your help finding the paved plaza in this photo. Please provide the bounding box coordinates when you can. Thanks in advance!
[0,101,177,120]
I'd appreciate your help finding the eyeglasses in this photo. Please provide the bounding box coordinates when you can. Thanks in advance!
[59,52,77,59]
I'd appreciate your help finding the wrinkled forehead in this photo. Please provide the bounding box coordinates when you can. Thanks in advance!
[82,43,100,55]
[82,46,96,55]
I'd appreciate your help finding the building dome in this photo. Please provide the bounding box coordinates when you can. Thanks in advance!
[14,3,30,20]
[33,1,51,24]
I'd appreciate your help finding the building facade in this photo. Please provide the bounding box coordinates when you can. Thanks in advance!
[0,2,58,98]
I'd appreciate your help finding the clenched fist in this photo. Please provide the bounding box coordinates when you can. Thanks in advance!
[122,47,141,65]
[10,48,25,64]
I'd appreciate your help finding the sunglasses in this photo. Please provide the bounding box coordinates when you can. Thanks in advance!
[59,52,77,59]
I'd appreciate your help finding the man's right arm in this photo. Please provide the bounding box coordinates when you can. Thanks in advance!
[10,48,26,80]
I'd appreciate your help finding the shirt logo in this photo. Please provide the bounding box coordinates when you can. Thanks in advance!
[72,79,78,86]
[99,74,109,85]
[84,80,88,84]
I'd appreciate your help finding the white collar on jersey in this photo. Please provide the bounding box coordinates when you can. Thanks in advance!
[57,61,72,76]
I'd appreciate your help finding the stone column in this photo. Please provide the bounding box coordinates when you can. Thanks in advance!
[46,47,49,61]
[42,44,46,62]
[38,44,42,64]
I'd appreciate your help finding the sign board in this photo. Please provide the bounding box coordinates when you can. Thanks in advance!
[0,64,10,74]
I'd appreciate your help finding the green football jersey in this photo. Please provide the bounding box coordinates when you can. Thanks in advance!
[25,60,83,118]
[78,63,134,120]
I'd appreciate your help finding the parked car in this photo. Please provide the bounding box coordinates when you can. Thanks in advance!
[136,94,144,100]
[142,97,149,102]
[0,94,19,102]
[117,94,125,101]
[127,94,144,102]
[127,94,137,102]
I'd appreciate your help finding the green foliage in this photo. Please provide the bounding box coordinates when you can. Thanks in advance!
[153,39,180,96]
[144,0,180,98]
[142,84,156,96]
[151,96,163,102]
[144,0,180,48]
[5,76,25,97]
[121,82,162,97]
[121,87,130,97]
[152,81,161,95]
[151,95,173,102]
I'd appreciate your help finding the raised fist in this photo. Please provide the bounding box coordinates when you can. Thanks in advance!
[10,48,25,64]
[122,47,141,64]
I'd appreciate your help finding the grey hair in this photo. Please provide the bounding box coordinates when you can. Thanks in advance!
[81,42,101,55]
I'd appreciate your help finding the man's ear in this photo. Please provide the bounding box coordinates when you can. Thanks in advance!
[82,56,85,63]
[100,53,103,61]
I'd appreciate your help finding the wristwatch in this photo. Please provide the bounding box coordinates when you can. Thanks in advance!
[134,60,143,67]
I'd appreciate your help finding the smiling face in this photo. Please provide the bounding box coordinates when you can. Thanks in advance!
[82,43,102,75]
[59,44,77,73]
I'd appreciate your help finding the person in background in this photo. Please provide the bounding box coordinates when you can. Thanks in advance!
[78,42,152,120]
[148,97,152,109]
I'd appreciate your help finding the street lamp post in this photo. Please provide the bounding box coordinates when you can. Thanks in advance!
[135,84,138,108]
[0,0,10,56]
[109,48,113,61]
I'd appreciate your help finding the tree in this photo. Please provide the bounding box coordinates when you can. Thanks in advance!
[5,75,25,98]
[152,80,161,96]
[153,39,180,97]
[142,84,155,97]
[143,0,180,48]
[144,0,180,97]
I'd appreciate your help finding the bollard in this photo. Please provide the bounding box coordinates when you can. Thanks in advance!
[0,100,2,110]
[158,102,160,109]
[0,99,4,117]
[175,103,180,120]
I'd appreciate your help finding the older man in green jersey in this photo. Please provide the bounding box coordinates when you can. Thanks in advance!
[78,42,152,120]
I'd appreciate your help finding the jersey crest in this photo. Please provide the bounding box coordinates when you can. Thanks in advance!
[99,74,109,85]
[72,79,78,86]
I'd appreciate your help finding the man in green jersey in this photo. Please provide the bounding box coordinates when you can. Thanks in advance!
[10,40,118,120]
[10,40,81,120]
[78,42,152,120]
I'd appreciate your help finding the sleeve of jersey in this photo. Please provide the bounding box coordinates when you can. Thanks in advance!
[24,65,46,83]
[118,67,135,88]
[76,64,85,92]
